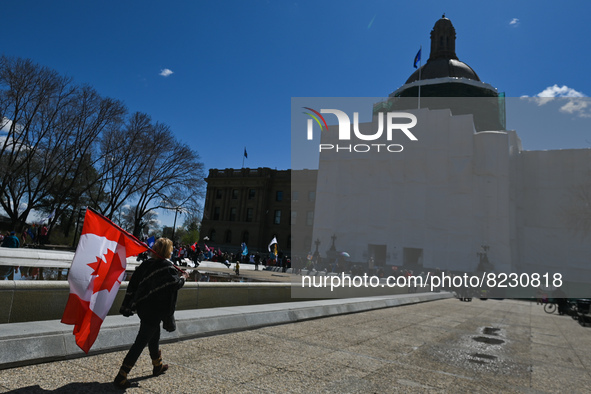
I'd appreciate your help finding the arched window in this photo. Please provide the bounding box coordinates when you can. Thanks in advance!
[210,229,216,242]
[242,231,249,244]
[225,230,232,243]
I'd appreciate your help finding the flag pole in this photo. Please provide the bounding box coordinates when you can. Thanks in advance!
[418,45,422,110]
[242,146,246,168]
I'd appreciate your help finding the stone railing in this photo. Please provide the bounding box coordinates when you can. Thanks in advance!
[0,281,293,324]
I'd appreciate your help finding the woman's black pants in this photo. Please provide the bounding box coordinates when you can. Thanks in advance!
[123,318,161,366]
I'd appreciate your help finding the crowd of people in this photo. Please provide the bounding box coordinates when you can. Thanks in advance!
[139,239,292,274]
[0,225,50,248]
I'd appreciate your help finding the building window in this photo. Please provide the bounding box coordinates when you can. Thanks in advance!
[290,211,297,225]
[308,191,316,202]
[216,189,222,199]
[276,191,283,202]
[242,231,249,244]
[232,189,239,199]
[229,207,237,221]
[213,207,220,220]
[248,189,256,199]
[292,191,299,202]
[274,210,281,225]
[225,230,232,243]
[306,211,314,226]
[210,229,216,242]
[246,208,254,222]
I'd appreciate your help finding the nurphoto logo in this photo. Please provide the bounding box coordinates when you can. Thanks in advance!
[303,107,418,153]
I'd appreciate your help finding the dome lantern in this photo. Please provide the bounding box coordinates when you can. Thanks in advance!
[429,14,458,61]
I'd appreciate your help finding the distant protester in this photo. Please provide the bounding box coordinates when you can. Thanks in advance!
[1,231,20,248]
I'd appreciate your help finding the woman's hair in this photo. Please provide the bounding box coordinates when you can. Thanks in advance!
[152,238,173,259]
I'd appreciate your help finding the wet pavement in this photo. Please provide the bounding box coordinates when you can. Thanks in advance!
[1,297,590,393]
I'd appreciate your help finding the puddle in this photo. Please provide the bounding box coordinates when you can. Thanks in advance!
[468,352,498,364]
[471,353,498,360]
[472,336,505,345]
[429,325,528,376]
[482,327,501,336]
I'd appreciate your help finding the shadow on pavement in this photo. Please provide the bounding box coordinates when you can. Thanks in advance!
[5,382,129,393]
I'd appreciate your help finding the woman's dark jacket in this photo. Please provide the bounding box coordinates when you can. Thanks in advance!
[120,258,185,331]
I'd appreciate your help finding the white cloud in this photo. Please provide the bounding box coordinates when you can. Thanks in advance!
[509,18,520,26]
[0,117,22,148]
[560,99,591,118]
[1,117,14,133]
[525,85,590,118]
[159,68,174,77]
[537,84,585,99]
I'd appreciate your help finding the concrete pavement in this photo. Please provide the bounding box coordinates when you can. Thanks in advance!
[1,296,591,393]
[0,292,448,369]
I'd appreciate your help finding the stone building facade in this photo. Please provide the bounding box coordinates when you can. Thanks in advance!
[301,16,591,297]
[200,167,317,256]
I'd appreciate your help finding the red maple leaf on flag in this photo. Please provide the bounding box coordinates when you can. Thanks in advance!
[87,248,126,293]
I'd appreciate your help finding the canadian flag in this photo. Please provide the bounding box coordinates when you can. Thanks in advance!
[61,208,148,353]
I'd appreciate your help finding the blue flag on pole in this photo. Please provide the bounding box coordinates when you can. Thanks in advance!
[146,236,155,248]
[413,48,421,69]
[241,242,248,256]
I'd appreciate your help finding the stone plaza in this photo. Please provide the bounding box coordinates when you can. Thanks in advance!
[1,294,590,393]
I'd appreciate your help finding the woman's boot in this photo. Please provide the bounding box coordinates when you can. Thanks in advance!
[113,363,133,388]
[152,350,169,376]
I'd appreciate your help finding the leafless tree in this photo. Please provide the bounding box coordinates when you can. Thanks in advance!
[119,204,159,236]
[0,55,205,239]
[0,56,77,228]
[129,121,205,237]
[41,86,127,234]
[89,112,151,221]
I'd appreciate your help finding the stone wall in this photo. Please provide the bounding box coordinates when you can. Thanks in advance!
[0,281,293,324]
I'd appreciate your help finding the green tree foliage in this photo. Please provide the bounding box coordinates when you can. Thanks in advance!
[181,213,201,245]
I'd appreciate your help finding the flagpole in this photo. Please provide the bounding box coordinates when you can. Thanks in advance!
[418,45,422,110]
[242,146,245,168]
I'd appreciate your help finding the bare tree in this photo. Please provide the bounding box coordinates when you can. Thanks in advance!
[89,112,151,221]
[129,122,205,237]
[0,55,205,240]
[41,86,127,235]
[120,204,159,236]
[0,56,77,228]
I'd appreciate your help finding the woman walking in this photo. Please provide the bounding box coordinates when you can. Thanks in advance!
[114,237,189,389]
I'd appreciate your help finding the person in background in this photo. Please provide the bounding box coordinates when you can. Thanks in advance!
[114,238,189,389]
[20,228,29,246]
[1,231,20,248]
[254,252,260,271]
[40,225,48,245]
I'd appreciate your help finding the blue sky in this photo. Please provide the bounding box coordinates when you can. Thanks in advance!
[2,1,590,225]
